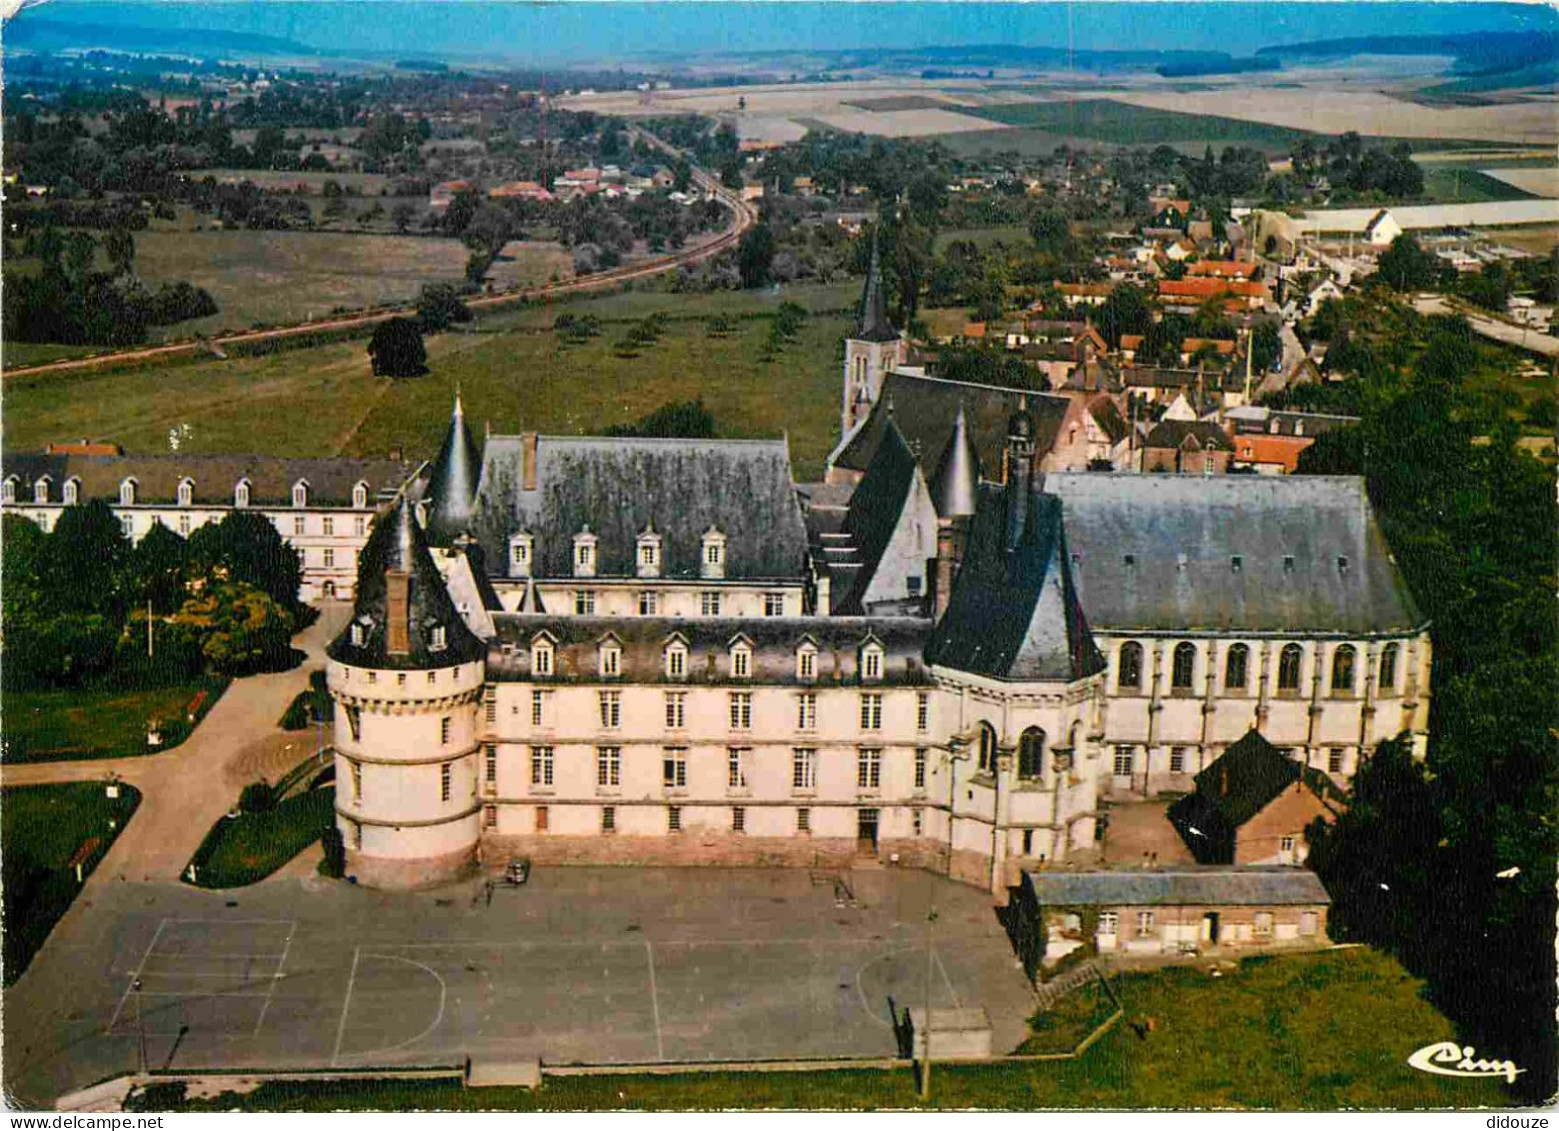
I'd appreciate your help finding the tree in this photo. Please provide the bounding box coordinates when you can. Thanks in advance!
[603,398,717,438]
[367,316,428,378]
[737,222,775,288]
[462,203,513,259]
[1377,234,1441,292]
[103,227,135,277]
[43,500,129,616]
[131,521,191,615]
[1250,321,1281,373]
[1029,207,1072,257]
[1096,283,1152,348]
[174,580,295,676]
[416,282,472,332]
[187,510,305,614]
[391,201,418,233]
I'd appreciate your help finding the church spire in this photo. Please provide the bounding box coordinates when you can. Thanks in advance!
[423,391,483,546]
[853,230,899,344]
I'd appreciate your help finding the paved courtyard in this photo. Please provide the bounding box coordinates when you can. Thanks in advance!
[3,867,1034,1109]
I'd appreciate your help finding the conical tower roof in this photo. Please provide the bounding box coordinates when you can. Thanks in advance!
[853,231,900,344]
[929,402,980,519]
[328,495,485,670]
[423,391,483,546]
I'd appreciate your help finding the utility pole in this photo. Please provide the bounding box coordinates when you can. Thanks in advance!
[134,977,147,1075]
[921,904,939,1101]
[146,597,153,658]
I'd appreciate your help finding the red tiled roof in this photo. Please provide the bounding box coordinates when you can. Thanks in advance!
[1188,260,1258,279]
[1159,278,1271,301]
[1233,433,1315,473]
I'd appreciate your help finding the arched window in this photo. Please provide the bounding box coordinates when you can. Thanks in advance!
[1018,727,1046,780]
[1278,644,1303,691]
[1171,642,1196,691]
[1378,643,1400,695]
[1,477,16,504]
[1117,641,1143,691]
[119,478,137,506]
[234,479,250,508]
[531,637,554,677]
[33,477,49,504]
[292,481,308,508]
[860,642,883,682]
[352,481,369,510]
[177,478,194,507]
[63,478,79,506]
[796,642,818,682]
[1225,644,1249,690]
[664,639,688,680]
[1330,644,1356,693]
[976,722,997,775]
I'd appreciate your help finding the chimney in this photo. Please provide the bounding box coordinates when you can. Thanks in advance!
[933,515,969,622]
[385,569,411,654]
[814,572,831,617]
[522,432,539,491]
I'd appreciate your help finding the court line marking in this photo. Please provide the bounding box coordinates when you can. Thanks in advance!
[361,937,926,950]
[329,945,361,1068]
[252,920,296,1038]
[934,951,964,1011]
[138,991,272,999]
[139,952,288,961]
[105,917,169,1035]
[644,939,665,1061]
[333,953,447,1065]
[155,918,296,926]
[853,947,916,1032]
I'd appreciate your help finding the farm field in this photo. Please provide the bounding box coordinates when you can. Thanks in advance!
[197,168,392,194]
[1,279,859,480]
[1480,166,1559,198]
[958,97,1316,150]
[125,230,571,338]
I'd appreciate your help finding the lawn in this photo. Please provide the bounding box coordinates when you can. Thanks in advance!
[1,279,859,481]
[1,677,227,764]
[185,780,334,889]
[934,225,1033,253]
[3,782,142,984]
[127,948,1492,1110]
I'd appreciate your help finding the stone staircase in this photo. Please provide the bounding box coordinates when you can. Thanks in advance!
[1034,959,1105,1012]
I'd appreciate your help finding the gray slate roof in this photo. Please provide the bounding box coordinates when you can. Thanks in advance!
[1043,473,1425,636]
[422,394,483,545]
[467,436,809,582]
[1,453,416,508]
[853,235,901,344]
[928,403,980,518]
[1143,420,1235,452]
[832,371,1071,479]
[1027,868,1331,908]
[834,418,923,614]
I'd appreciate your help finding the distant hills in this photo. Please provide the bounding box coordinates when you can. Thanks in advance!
[1257,30,1558,76]
[5,17,320,59]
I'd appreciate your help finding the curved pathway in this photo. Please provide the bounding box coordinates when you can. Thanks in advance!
[1,604,350,884]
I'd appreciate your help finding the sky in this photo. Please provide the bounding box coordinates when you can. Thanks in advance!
[12,1,1557,64]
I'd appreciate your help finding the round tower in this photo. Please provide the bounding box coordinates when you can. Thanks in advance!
[326,497,487,888]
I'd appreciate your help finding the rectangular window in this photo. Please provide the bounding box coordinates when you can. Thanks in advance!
[862,650,882,680]
[797,692,817,730]
[731,806,746,834]
[638,590,658,616]
[601,805,616,834]
[1327,748,1344,773]
[857,748,882,790]
[355,516,366,537]
[914,748,927,790]
[727,748,748,789]
[732,649,750,678]
[530,746,553,786]
[859,693,882,731]
[1300,911,1318,936]
[531,689,547,727]
[346,706,361,743]
[484,745,497,784]
[764,592,784,617]
[701,591,722,617]
[1280,835,1297,853]
[797,807,811,834]
[350,760,362,802]
[916,692,930,733]
[599,691,621,729]
[798,649,816,680]
[912,808,923,837]
[792,749,816,791]
[178,514,191,536]
[1254,912,1274,937]
[729,692,751,730]
[575,590,596,616]
[665,692,686,730]
[322,516,334,536]
[666,647,686,679]
[294,516,306,537]
[1169,746,1186,774]
[668,805,682,833]
[485,690,497,725]
[440,717,452,745]
[663,749,687,789]
[440,762,452,802]
[601,648,620,677]
[121,516,135,538]
[1136,911,1155,937]
[1113,746,1134,776]
[1098,911,1119,936]
[483,804,497,829]
[597,747,621,787]
[536,805,549,832]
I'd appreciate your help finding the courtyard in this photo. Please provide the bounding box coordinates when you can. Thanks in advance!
[3,866,1034,1109]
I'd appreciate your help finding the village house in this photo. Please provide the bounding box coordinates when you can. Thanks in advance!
[1139,420,1235,475]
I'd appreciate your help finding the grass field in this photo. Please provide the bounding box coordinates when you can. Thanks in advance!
[3,782,142,985]
[1,677,227,764]
[1,280,859,480]
[186,783,334,889]
[960,98,1314,151]
[935,225,1033,253]
[128,948,1490,1110]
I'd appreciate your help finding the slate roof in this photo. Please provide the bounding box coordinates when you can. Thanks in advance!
[422,394,484,545]
[928,402,980,519]
[834,418,923,615]
[1087,396,1130,445]
[925,485,1105,683]
[327,498,486,671]
[853,235,901,344]
[1143,420,1235,452]
[488,614,933,686]
[831,371,1071,479]
[1224,407,1361,437]
[1043,473,1425,635]
[1026,867,1330,908]
[467,436,809,581]
[1,452,417,507]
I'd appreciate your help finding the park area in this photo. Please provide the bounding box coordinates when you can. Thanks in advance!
[2,678,225,764]
[1,278,859,480]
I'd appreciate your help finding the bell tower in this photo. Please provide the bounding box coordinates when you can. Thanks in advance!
[842,233,907,439]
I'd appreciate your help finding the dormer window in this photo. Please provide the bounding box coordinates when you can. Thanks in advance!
[62,478,79,506]
[2,478,16,504]
[701,528,727,580]
[1231,555,1243,573]
[119,478,137,506]
[33,477,49,505]
[350,621,367,647]
[531,635,555,677]
[292,480,309,508]
[1294,421,1305,437]
[177,478,194,507]
[797,642,818,682]
[1282,555,1296,574]
[730,639,752,680]
[1123,553,1136,569]
[508,532,533,578]
[573,527,598,578]
[665,638,688,680]
[1269,420,1280,434]
[861,641,884,682]
[430,624,448,652]
[234,479,251,508]
[599,638,622,678]
[636,525,662,578]
[352,481,369,509]
[1336,555,1349,574]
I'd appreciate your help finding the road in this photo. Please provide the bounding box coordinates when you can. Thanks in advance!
[4,144,758,381]
[1412,294,1559,359]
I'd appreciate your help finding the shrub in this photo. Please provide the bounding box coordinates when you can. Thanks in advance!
[319,825,346,879]
[239,781,275,815]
